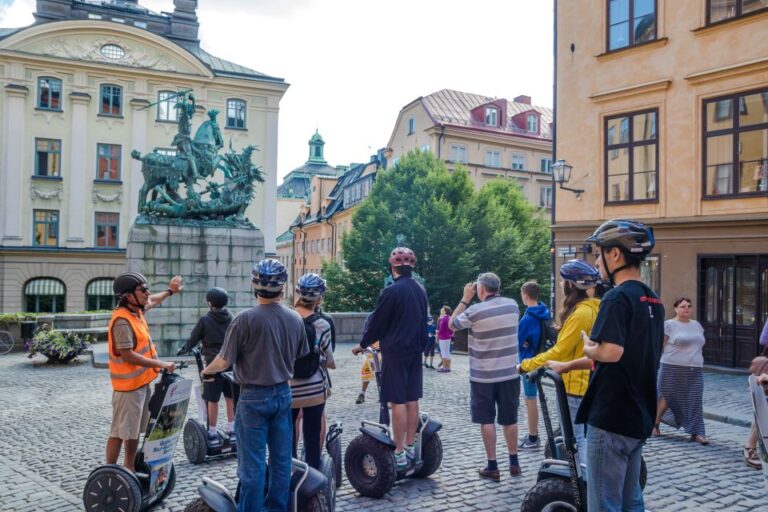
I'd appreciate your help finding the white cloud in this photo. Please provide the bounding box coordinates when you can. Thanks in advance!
[0,0,33,27]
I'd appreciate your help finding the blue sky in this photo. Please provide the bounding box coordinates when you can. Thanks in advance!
[0,0,554,179]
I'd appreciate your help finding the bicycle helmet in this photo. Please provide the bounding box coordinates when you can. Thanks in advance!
[113,272,148,295]
[388,247,417,268]
[251,259,288,298]
[560,259,600,290]
[296,273,326,302]
[585,219,655,256]
[206,287,229,308]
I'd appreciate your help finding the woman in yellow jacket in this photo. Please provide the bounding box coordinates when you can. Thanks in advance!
[519,259,601,466]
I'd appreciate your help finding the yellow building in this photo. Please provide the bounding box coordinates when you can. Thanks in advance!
[387,89,554,209]
[0,0,287,313]
[554,1,768,367]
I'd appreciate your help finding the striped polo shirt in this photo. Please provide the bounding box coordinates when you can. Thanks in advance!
[452,295,520,383]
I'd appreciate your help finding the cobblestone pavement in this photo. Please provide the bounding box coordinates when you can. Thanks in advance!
[702,371,752,421]
[0,346,765,512]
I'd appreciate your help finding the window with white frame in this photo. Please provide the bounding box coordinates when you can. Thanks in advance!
[157,91,178,122]
[539,186,553,208]
[485,150,501,168]
[511,154,526,170]
[485,107,498,126]
[540,158,553,173]
[527,114,539,133]
[450,144,467,163]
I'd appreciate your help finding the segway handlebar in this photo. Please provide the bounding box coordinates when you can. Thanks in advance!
[524,366,563,386]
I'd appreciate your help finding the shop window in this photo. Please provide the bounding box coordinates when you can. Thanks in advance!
[640,255,661,295]
[24,278,65,313]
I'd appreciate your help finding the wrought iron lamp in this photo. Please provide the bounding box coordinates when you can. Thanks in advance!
[552,159,584,195]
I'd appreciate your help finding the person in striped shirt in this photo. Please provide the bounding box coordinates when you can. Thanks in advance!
[450,272,522,481]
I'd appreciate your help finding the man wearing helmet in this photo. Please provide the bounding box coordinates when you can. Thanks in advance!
[201,259,308,512]
[106,272,182,472]
[352,247,429,471]
[575,219,664,511]
[177,287,235,440]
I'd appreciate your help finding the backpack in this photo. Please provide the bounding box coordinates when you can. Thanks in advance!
[537,318,558,354]
[293,314,321,379]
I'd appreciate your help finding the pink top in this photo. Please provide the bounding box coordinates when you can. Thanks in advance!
[438,315,452,340]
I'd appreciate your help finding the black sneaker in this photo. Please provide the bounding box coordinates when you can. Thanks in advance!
[355,393,365,405]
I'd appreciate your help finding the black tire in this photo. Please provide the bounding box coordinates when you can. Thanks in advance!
[183,497,214,512]
[327,435,343,488]
[343,434,396,499]
[521,477,579,512]
[640,457,648,490]
[301,492,330,512]
[411,434,442,479]
[184,420,208,464]
[320,455,336,512]
[82,465,142,512]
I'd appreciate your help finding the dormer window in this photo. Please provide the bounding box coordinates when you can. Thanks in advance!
[485,107,498,126]
[527,114,539,133]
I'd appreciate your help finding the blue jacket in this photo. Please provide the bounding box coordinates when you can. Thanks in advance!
[360,276,429,357]
[518,302,552,360]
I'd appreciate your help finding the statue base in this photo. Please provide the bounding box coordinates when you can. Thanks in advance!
[126,223,265,356]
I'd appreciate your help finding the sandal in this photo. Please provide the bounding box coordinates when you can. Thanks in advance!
[691,435,709,445]
[744,447,761,469]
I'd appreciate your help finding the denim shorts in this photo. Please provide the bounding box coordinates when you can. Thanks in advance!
[522,377,538,399]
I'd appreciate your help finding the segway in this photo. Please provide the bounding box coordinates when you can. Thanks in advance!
[748,375,768,486]
[83,362,190,512]
[520,367,648,512]
[183,348,237,464]
[344,347,443,498]
[297,420,343,511]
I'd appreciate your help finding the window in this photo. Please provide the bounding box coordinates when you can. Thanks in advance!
[450,144,467,163]
[485,150,501,168]
[24,278,65,313]
[539,186,553,208]
[604,109,658,203]
[34,139,61,177]
[511,154,526,170]
[607,0,657,51]
[420,144,430,153]
[95,212,119,248]
[640,255,661,295]
[541,158,553,173]
[86,278,117,310]
[37,77,62,110]
[708,0,768,24]
[407,117,416,135]
[33,209,59,247]
[100,85,122,116]
[100,44,125,59]
[485,107,498,126]
[704,88,768,197]
[527,114,539,133]
[226,99,246,129]
[96,144,121,181]
[157,91,178,122]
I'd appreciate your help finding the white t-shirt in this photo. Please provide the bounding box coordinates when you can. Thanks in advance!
[661,319,705,367]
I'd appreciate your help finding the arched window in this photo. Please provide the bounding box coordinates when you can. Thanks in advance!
[24,278,66,313]
[86,278,116,311]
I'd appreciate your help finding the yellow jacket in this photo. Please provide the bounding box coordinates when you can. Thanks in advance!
[520,298,600,397]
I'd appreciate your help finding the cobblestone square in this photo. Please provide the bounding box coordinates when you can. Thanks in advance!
[0,346,764,511]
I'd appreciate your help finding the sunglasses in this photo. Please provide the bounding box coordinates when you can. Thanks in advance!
[138,285,150,294]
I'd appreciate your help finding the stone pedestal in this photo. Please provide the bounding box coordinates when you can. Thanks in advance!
[126,224,264,355]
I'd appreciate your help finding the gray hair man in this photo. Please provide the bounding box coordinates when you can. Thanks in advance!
[450,272,522,481]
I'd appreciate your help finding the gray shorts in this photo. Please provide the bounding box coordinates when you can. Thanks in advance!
[110,385,151,440]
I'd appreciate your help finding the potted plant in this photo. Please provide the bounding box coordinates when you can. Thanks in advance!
[27,324,92,363]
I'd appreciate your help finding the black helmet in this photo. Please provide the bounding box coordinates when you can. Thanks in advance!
[296,273,326,302]
[206,287,229,308]
[585,219,655,257]
[113,272,148,295]
[251,259,288,298]
[560,259,600,290]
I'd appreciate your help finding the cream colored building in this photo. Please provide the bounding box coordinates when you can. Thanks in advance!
[554,0,768,367]
[388,89,554,209]
[0,0,287,313]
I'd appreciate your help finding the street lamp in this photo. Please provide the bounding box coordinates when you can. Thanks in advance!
[552,159,584,196]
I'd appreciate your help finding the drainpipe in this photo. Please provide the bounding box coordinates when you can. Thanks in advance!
[437,124,445,159]
[550,0,558,312]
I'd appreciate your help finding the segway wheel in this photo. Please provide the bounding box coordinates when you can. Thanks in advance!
[302,492,330,512]
[184,497,214,512]
[327,434,343,488]
[184,420,208,464]
[411,433,443,479]
[319,455,336,512]
[344,434,396,499]
[520,477,579,512]
[82,464,142,512]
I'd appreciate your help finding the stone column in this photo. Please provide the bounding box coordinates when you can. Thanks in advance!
[66,92,91,246]
[129,98,150,224]
[262,104,279,254]
[2,84,28,244]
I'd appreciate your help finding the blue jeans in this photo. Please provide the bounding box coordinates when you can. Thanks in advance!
[566,396,586,468]
[585,425,644,512]
[236,383,292,512]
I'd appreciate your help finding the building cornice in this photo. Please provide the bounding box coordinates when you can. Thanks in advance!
[684,56,768,85]
[429,125,552,150]
[554,212,768,232]
[589,78,672,103]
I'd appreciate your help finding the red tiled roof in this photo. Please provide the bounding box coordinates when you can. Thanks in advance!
[420,89,553,140]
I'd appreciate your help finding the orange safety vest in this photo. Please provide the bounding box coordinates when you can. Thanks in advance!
[107,307,159,392]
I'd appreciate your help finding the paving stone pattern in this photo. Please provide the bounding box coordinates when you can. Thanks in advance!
[0,347,765,511]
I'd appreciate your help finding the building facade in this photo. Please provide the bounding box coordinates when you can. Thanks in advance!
[387,89,554,210]
[0,0,287,313]
[554,0,768,367]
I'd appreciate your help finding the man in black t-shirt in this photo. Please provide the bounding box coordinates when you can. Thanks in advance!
[575,219,664,512]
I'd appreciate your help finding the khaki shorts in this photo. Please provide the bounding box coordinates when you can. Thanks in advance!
[110,385,151,440]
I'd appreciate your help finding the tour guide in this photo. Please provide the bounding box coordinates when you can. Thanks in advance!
[106,271,182,472]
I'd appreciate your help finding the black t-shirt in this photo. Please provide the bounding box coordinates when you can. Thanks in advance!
[575,280,664,439]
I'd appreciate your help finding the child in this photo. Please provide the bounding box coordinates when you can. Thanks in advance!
[424,316,437,368]
[356,341,380,404]
[177,287,234,440]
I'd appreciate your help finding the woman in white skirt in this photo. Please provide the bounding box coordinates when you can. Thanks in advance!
[437,306,453,373]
